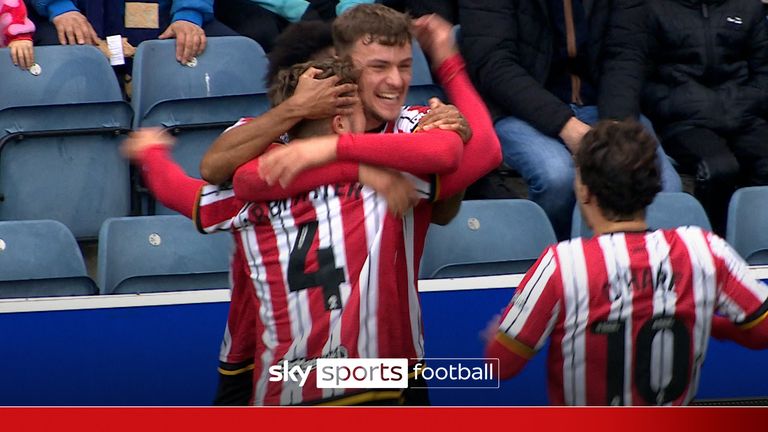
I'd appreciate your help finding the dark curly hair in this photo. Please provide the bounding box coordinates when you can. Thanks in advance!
[575,120,662,220]
[265,21,334,86]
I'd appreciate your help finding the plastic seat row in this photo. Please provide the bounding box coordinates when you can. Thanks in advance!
[0,216,231,298]
[1,190,766,299]
[419,190,768,279]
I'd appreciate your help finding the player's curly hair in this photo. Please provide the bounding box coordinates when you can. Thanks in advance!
[265,21,334,86]
[268,57,359,107]
[333,4,411,55]
[575,120,662,220]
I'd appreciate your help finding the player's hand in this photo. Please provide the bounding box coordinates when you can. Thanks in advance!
[411,14,458,68]
[416,97,472,143]
[359,165,419,217]
[121,127,176,160]
[290,67,360,119]
[52,11,99,46]
[159,20,206,64]
[480,313,502,344]
[8,40,34,69]
[559,117,591,154]
[258,135,338,187]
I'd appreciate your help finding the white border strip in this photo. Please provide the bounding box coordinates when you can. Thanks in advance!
[2,266,767,314]
[0,289,231,314]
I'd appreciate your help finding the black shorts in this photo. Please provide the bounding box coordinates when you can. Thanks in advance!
[213,360,254,406]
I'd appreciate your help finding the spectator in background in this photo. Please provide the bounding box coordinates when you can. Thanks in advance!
[25,0,234,63]
[407,0,458,24]
[214,0,372,52]
[459,0,682,240]
[2,0,36,68]
[265,20,334,85]
[487,119,768,405]
[599,0,768,235]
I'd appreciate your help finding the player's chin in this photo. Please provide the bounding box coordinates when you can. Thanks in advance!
[372,103,403,123]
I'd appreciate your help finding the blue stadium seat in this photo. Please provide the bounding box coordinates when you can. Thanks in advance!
[420,199,557,278]
[0,220,97,298]
[0,45,133,239]
[727,186,768,265]
[96,216,233,294]
[571,192,712,239]
[131,36,271,178]
[407,40,447,106]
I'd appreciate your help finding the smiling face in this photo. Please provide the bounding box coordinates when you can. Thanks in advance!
[347,40,413,130]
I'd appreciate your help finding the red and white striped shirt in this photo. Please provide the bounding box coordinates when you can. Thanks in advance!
[497,227,768,405]
[228,53,501,405]
[229,107,435,405]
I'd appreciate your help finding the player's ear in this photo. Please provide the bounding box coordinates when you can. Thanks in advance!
[331,114,347,134]
[574,169,591,205]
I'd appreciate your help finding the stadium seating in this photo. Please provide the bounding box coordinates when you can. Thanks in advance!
[407,40,447,106]
[571,192,712,238]
[419,199,557,278]
[727,186,768,265]
[0,45,133,239]
[0,220,97,298]
[131,36,271,184]
[96,215,233,294]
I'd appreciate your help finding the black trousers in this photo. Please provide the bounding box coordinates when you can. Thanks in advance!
[663,122,768,234]
[214,0,290,52]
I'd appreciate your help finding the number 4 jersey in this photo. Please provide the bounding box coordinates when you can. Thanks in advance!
[494,227,768,405]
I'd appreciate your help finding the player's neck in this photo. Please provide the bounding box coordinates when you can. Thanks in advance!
[592,218,649,236]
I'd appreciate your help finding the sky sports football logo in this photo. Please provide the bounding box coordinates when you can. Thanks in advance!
[268,358,500,389]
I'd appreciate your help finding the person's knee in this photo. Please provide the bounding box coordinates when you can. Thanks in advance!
[696,153,739,187]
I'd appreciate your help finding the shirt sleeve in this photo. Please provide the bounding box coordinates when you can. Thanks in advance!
[232,144,360,202]
[2,0,35,44]
[431,53,503,199]
[336,128,463,175]
[496,246,562,356]
[707,233,768,329]
[137,145,244,234]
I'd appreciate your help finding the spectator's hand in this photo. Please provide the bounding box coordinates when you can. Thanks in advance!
[257,135,338,187]
[52,11,99,45]
[121,127,175,161]
[416,97,472,143]
[411,14,458,69]
[159,20,206,64]
[559,117,591,153]
[8,40,34,69]
[359,165,419,217]
[291,67,360,119]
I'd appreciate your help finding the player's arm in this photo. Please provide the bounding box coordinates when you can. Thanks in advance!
[485,247,561,380]
[233,148,420,217]
[412,16,502,200]
[707,233,768,349]
[199,68,359,185]
[711,312,768,350]
[233,144,360,201]
[255,128,463,188]
[122,128,204,219]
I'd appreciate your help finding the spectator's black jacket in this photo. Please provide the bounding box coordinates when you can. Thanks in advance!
[600,0,768,138]
[459,0,615,137]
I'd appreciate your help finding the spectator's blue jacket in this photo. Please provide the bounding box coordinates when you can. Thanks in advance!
[253,0,371,23]
[29,0,213,27]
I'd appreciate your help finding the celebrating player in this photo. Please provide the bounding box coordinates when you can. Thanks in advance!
[486,119,768,405]
[229,5,502,405]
